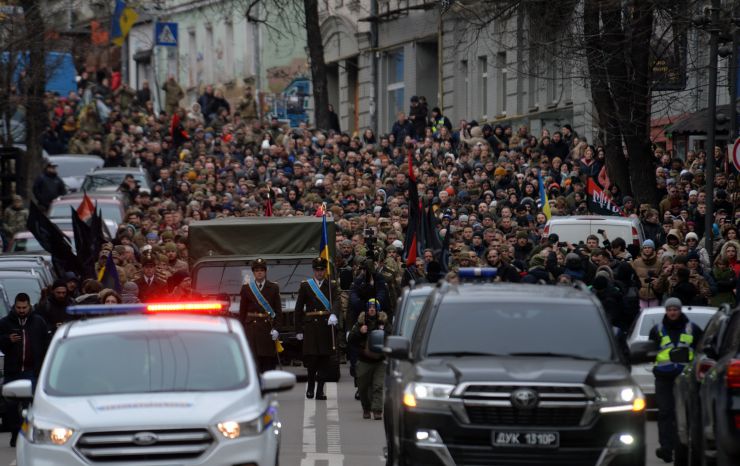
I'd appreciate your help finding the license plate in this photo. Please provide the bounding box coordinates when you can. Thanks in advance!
[492,431,559,448]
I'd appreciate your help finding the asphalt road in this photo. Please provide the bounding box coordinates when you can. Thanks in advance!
[0,365,669,465]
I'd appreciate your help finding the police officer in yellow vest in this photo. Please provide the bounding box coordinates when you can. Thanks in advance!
[648,297,703,463]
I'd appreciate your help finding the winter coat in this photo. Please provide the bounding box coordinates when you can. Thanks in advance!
[32,172,66,210]
[0,309,50,377]
[632,251,661,300]
[709,266,737,307]
[3,206,28,236]
[348,311,388,363]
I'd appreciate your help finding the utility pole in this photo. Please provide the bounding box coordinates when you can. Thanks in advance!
[704,0,720,264]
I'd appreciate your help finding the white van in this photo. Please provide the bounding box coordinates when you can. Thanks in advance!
[544,216,645,247]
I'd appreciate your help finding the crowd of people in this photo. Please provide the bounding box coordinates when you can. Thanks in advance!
[0,73,739,452]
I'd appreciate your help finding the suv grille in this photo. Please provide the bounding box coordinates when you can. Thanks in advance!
[448,446,602,466]
[76,428,213,462]
[461,384,590,427]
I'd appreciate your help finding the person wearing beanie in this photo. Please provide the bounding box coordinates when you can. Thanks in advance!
[34,278,72,331]
[121,281,140,304]
[348,298,388,420]
[649,297,703,463]
[684,231,710,269]
[632,239,661,309]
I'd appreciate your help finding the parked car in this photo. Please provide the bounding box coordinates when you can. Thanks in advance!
[0,270,45,306]
[0,255,55,287]
[544,216,645,247]
[673,304,736,466]
[8,231,75,254]
[49,195,124,232]
[45,155,104,192]
[627,306,718,409]
[81,166,153,194]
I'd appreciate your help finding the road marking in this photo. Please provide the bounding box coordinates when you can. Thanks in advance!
[301,382,344,466]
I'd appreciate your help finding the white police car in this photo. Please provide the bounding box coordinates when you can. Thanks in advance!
[2,301,295,466]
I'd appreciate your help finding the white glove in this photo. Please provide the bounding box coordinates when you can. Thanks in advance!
[271,329,279,341]
[296,333,304,341]
[328,314,338,326]
[346,331,350,340]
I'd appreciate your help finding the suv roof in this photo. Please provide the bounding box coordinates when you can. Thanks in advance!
[64,314,233,338]
[439,282,598,305]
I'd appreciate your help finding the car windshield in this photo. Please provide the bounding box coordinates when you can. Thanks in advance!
[53,159,102,178]
[49,203,122,223]
[0,277,41,305]
[399,294,431,336]
[12,236,75,254]
[425,301,613,361]
[194,260,314,295]
[46,331,249,396]
[638,311,716,336]
[82,173,147,191]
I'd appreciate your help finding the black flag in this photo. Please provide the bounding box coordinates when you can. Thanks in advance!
[27,202,80,277]
[71,206,97,280]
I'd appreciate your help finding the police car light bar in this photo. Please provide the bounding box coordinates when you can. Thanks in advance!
[66,302,225,316]
[457,267,498,280]
[147,302,224,312]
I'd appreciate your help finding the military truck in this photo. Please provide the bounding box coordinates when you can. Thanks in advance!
[189,217,336,362]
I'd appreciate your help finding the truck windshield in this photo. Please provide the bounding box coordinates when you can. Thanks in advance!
[194,261,314,295]
[426,302,614,361]
[46,331,249,396]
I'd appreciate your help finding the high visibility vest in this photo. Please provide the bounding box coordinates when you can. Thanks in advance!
[654,323,694,372]
[431,117,445,134]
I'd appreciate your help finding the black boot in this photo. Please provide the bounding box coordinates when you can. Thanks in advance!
[306,379,315,399]
[315,382,327,400]
[10,431,17,448]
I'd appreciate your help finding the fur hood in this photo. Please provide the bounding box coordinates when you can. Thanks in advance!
[358,311,388,325]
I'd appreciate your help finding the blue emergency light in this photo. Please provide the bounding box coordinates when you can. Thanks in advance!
[66,302,225,316]
[457,267,498,281]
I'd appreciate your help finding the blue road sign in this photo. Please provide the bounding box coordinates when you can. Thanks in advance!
[155,22,178,47]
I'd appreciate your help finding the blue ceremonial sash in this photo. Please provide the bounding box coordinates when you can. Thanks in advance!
[307,279,331,310]
[248,280,275,318]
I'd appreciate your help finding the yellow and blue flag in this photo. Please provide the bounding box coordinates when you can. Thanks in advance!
[538,170,552,220]
[111,0,138,46]
[319,205,331,275]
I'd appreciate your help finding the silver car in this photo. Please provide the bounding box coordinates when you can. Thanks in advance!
[627,306,717,408]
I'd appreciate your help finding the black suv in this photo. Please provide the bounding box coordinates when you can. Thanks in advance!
[377,277,646,466]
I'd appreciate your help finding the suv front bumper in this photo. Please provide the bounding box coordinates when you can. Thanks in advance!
[400,408,644,466]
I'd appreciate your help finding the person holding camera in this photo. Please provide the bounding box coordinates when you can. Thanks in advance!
[0,293,51,447]
[649,298,703,463]
[632,239,662,309]
[348,299,388,420]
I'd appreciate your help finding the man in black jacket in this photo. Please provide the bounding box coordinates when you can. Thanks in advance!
[35,279,72,331]
[0,293,51,447]
[31,162,66,212]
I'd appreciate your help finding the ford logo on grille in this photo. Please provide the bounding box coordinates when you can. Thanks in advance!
[132,432,159,446]
[511,388,539,409]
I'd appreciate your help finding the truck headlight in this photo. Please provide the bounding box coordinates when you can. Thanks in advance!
[403,382,455,407]
[596,386,645,413]
[22,420,74,445]
[217,406,275,439]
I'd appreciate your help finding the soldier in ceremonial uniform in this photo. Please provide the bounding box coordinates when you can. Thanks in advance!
[239,259,282,373]
[295,257,339,400]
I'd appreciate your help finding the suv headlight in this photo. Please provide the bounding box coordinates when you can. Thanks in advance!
[22,419,74,445]
[403,382,455,407]
[217,406,275,439]
[596,386,646,413]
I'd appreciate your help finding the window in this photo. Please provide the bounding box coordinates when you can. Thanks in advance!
[478,56,488,119]
[188,29,197,87]
[386,48,405,130]
[205,24,214,84]
[224,21,234,80]
[496,52,506,115]
[460,59,469,119]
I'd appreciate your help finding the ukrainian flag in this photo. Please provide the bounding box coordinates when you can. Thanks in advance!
[111,0,138,46]
[319,205,331,275]
[538,170,552,220]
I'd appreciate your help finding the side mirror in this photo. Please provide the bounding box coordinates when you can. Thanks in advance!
[2,379,33,400]
[384,336,411,360]
[369,329,385,354]
[261,370,296,394]
[629,340,659,365]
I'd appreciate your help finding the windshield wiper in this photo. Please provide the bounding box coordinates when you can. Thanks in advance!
[506,352,597,361]
[427,351,505,357]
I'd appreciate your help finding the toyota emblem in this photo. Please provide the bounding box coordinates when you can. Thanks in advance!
[511,388,539,409]
[132,432,159,446]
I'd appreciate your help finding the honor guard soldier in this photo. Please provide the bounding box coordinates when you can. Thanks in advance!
[239,258,282,373]
[295,257,338,400]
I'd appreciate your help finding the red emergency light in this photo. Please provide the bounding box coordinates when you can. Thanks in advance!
[146,302,224,313]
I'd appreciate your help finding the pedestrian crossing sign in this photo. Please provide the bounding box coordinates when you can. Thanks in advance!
[155,22,178,47]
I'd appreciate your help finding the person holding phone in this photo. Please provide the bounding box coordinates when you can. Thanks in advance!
[0,293,51,447]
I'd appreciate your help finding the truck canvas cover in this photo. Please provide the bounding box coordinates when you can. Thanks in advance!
[188,217,336,264]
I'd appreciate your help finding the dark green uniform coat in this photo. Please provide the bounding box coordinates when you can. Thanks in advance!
[239,280,282,358]
[294,279,338,356]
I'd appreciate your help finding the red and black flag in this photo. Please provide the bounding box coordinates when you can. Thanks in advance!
[587,179,625,217]
[403,150,422,268]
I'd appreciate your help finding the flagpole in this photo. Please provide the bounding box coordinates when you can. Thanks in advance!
[323,204,336,351]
